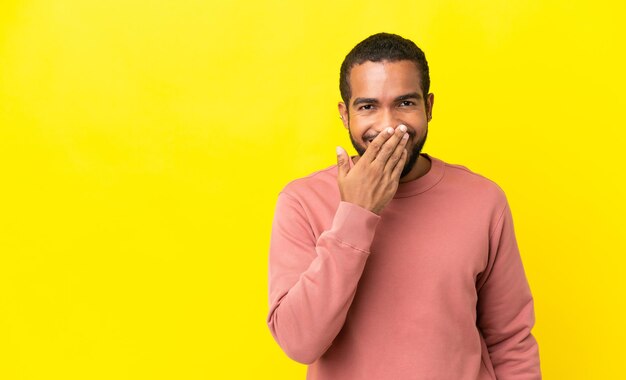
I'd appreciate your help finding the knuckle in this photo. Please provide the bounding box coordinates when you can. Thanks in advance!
[370,142,381,151]
[379,145,392,156]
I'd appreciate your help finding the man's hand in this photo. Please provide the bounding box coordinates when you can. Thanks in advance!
[336,125,409,215]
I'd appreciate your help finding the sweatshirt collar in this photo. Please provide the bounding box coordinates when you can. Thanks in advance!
[394,154,445,197]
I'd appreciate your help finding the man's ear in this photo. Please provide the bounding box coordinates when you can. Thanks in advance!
[338,102,349,129]
[426,93,434,121]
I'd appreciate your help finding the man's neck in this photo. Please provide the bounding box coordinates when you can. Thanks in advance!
[400,153,431,183]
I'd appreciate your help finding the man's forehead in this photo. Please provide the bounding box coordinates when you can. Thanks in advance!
[348,60,423,96]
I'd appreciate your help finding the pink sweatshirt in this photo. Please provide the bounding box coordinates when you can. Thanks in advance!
[268,155,540,379]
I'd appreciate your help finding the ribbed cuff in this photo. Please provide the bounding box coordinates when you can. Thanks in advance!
[328,201,381,252]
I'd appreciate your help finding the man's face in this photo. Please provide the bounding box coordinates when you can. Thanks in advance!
[338,60,434,178]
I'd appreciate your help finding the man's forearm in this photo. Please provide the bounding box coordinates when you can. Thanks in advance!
[267,199,379,364]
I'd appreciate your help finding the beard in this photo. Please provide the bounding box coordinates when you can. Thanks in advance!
[349,128,428,179]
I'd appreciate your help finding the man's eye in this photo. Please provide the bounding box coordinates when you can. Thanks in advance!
[359,104,374,110]
[400,100,415,107]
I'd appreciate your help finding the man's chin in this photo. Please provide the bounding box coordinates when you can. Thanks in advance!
[352,144,420,179]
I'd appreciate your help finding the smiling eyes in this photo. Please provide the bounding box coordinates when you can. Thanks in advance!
[357,100,416,111]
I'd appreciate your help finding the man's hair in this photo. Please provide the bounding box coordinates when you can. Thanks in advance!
[339,33,430,108]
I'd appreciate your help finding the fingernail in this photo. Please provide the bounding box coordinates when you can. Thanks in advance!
[398,124,407,132]
[386,127,394,134]
[336,146,343,155]
[402,133,409,140]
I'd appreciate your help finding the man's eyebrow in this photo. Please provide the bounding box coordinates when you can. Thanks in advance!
[352,97,379,107]
[395,92,422,101]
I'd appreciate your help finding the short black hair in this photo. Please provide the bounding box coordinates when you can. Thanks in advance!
[339,33,430,108]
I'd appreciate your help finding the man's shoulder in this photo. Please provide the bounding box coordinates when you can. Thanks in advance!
[437,157,508,205]
[280,164,339,200]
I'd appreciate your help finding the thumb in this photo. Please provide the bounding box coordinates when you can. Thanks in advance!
[336,146,350,178]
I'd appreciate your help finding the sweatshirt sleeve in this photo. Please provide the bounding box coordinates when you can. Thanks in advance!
[476,202,541,379]
[267,193,380,364]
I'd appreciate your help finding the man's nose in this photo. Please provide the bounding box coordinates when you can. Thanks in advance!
[374,108,397,132]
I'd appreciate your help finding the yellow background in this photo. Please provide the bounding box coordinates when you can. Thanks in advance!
[1,0,624,378]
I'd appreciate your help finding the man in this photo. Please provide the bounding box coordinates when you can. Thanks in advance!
[267,33,540,379]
